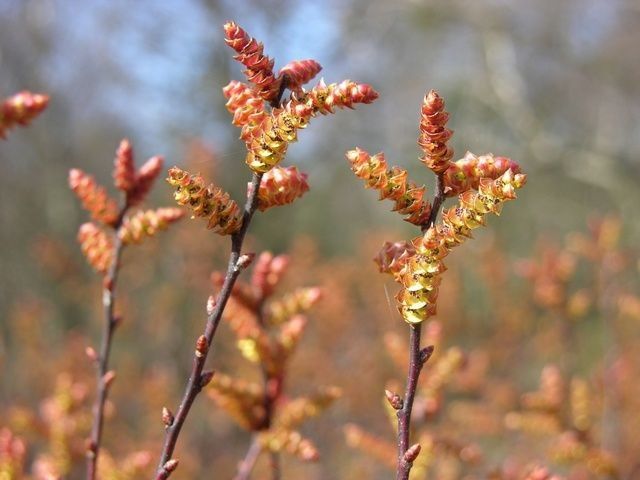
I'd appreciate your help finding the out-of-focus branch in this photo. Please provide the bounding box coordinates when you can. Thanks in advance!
[86,207,128,480]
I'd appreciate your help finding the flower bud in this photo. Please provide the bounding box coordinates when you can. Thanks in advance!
[162,407,174,427]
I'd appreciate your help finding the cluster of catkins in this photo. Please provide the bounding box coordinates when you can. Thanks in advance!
[166,22,377,234]
[206,252,340,463]
[69,139,183,274]
[505,366,618,477]
[0,90,48,138]
[348,90,527,324]
[1,376,151,480]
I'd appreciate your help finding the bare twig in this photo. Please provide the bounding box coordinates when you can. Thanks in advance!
[154,172,264,478]
[234,438,263,480]
[396,327,433,480]
[86,208,128,480]
[268,451,281,480]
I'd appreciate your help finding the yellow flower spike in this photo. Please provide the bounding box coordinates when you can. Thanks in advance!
[77,222,114,274]
[119,208,184,245]
[570,377,591,433]
[276,386,341,430]
[237,338,260,363]
[347,147,432,225]
[393,167,526,324]
[166,167,242,235]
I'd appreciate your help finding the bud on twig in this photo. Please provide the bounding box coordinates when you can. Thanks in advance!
[385,389,404,410]
[199,371,215,389]
[403,443,422,463]
[162,407,174,428]
[236,253,255,270]
[206,295,217,315]
[158,458,179,478]
[85,438,97,457]
[195,335,208,358]
[419,345,435,365]
[112,314,123,330]
[103,370,117,388]
[85,346,98,362]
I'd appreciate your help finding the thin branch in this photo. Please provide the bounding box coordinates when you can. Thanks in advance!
[155,172,264,478]
[234,438,263,480]
[395,325,425,480]
[397,173,444,480]
[269,76,289,109]
[423,174,446,232]
[86,208,128,480]
[268,451,281,480]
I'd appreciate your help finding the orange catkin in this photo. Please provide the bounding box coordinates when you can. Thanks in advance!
[418,89,453,174]
[254,166,310,211]
[223,22,280,102]
[167,167,242,235]
[68,169,119,226]
[0,91,49,138]
[119,208,184,245]
[77,222,113,274]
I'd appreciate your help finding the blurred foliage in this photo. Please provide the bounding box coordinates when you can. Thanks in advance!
[1,0,639,479]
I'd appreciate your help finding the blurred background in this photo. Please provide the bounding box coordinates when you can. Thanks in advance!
[1,0,639,479]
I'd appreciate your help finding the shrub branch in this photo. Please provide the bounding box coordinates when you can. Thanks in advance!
[155,173,263,478]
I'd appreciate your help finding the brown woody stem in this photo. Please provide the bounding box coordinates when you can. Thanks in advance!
[268,452,281,480]
[234,438,263,480]
[397,173,444,480]
[423,174,446,232]
[154,172,264,478]
[396,325,424,480]
[86,208,128,480]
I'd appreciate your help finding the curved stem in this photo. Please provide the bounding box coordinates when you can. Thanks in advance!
[155,172,263,478]
[86,209,128,480]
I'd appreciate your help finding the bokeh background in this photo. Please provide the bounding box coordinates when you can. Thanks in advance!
[1,1,639,479]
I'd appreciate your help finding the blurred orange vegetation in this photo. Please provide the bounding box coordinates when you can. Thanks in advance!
[1,205,638,478]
